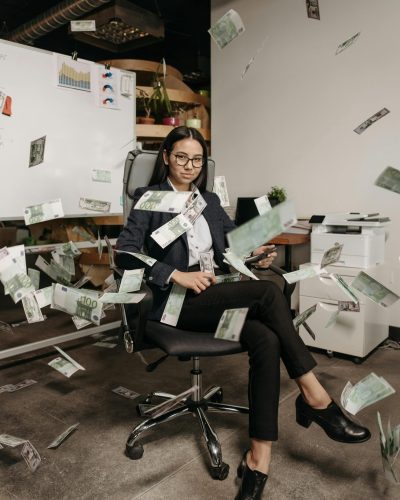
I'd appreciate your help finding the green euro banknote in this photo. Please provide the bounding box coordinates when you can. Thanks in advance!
[293,303,317,329]
[47,423,79,449]
[214,307,248,342]
[24,199,64,225]
[0,250,34,303]
[214,272,241,284]
[227,200,296,259]
[374,166,400,195]
[351,271,400,308]
[98,292,146,304]
[151,213,192,249]
[114,250,157,267]
[284,265,321,284]
[79,198,111,213]
[341,373,395,415]
[119,268,144,293]
[135,190,192,213]
[161,284,187,327]
[223,250,259,280]
[51,284,103,325]
[208,9,245,50]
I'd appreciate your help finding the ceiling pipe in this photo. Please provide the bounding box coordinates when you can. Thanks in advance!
[6,0,111,45]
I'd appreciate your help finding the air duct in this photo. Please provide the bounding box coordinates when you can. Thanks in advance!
[6,0,111,45]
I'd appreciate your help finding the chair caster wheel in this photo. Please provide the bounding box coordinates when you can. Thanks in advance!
[326,350,334,359]
[125,441,144,460]
[210,389,223,403]
[353,356,362,364]
[210,462,230,480]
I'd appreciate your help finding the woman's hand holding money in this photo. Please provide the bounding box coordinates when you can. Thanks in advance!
[171,270,216,294]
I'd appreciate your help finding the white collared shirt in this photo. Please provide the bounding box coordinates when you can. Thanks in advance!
[167,177,216,267]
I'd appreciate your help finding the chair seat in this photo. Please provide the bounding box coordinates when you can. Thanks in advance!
[145,321,246,357]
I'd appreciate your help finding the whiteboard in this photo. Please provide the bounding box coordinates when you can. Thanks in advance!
[0,39,135,220]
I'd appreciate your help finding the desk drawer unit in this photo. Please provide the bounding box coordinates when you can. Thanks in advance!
[299,267,388,358]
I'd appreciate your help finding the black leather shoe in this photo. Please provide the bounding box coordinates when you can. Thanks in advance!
[235,450,268,500]
[295,394,371,443]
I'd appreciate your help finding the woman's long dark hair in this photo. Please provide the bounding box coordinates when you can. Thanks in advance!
[148,126,208,192]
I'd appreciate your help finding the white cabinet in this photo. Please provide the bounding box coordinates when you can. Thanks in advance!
[299,264,388,359]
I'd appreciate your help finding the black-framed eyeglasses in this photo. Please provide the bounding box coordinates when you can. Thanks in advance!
[170,153,204,169]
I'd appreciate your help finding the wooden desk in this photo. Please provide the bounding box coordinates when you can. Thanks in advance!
[269,232,310,271]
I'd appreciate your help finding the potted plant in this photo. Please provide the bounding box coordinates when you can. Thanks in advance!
[150,60,173,124]
[267,186,287,206]
[136,88,155,125]
[185,103,201,129]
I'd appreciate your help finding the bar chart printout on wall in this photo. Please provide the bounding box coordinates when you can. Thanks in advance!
[0,39,135,220]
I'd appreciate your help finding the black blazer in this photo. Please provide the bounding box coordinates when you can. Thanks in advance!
[116,181,236,320]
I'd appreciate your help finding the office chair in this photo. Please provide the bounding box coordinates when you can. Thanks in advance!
[109,149,295,480]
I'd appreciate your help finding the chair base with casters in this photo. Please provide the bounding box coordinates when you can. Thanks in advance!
[124,320,249,481]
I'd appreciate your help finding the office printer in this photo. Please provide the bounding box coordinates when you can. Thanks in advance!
[309,212,390,268]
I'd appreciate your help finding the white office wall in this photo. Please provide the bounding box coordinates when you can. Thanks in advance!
[211,0,400,326]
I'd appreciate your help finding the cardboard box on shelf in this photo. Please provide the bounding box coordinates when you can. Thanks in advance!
[0,223,17,247]
[80,263,112,287]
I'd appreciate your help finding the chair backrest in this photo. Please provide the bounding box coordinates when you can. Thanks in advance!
[122,149,215,222]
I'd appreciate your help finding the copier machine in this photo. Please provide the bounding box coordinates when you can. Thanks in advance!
[298,213,390,362]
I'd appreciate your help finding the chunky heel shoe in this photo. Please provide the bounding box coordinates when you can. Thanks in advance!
[295,394,371,443]
[237,449,248,479]
[295,411,312,429]
[235,451,268,500]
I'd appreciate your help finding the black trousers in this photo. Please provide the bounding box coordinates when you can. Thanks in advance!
[176,279,317,441]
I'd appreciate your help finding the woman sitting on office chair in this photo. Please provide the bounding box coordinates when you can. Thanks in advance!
[116,126,370,500]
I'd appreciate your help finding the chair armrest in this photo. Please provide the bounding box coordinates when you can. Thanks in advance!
[124,282,154,351]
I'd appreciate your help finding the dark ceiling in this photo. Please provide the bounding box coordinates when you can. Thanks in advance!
[0,0,211,88]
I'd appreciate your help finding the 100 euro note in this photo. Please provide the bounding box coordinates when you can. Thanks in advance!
[48,357,79,378]
[114,250,157,267]
[351,271,400,308]
[22,293,45,323]
[208,9,245,50]
[151,213,192,249]
[199,251,215,275]
[135,190,192,213]
[293,303,318,329]
[377,412,400,484]
[55,241,81,257]
[161,284,187,327]
[320,244,343,268]
[375,166,400,194]
[213,176,230,207]
[227,200,297,258]
[223,250,259,280]
[0,250,34,303]
[24,198,64,225]
[214,307,248,342]
[330,274,359,304]
[254,195,271,215]
[79,198,111,213]
[284,265,322,284]
[119,268,144,293]
[182,193,207,224]
[4,245,27,295]
[215,272,241,284]
[341,373,395,415]
[51,284,103,325]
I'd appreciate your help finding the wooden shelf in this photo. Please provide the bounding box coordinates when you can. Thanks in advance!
[98,59,183,81]
[136,124,210,141]
[136,86,210,107]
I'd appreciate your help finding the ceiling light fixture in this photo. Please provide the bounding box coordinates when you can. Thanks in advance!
[70,0,164,52]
